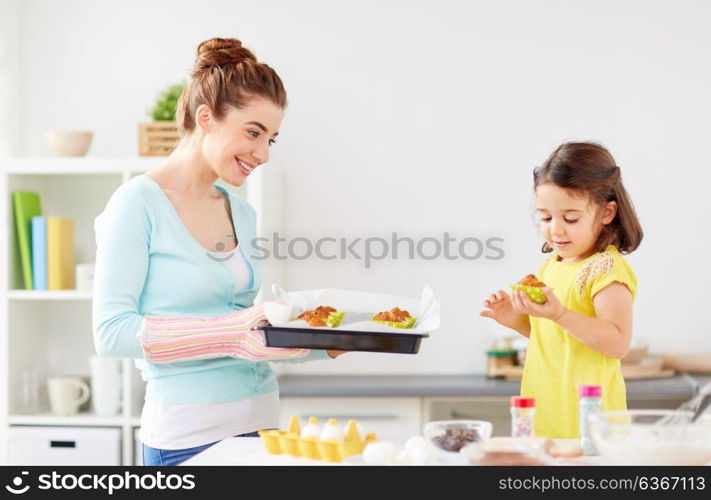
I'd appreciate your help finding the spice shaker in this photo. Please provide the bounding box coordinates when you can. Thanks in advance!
[578,385,602,455]
[510,396,536,437]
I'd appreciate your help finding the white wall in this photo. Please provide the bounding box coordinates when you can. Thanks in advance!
[0,0,19,157]
[12,0,711,374]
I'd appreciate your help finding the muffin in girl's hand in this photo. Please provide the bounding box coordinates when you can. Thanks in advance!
[510,274,547,304]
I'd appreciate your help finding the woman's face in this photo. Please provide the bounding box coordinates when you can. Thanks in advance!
[199,96,283,187]
[535,182,616,262]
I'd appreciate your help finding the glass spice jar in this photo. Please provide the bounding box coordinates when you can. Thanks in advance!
[578,385,602,455]
[486,350,517,379]
[510,396,536,437]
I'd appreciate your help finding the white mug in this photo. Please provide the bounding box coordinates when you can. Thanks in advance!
[89,356,122,417]
[47,377,90,416]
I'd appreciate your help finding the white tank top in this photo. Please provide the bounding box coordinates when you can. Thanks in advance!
[206,246,252,291]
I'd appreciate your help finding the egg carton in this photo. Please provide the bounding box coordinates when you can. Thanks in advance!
[259,416,378,462]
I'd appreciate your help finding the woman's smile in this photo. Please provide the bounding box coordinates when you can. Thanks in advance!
[235,157,255,175]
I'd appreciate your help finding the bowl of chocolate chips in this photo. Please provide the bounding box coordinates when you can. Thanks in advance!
[423,420,492,453]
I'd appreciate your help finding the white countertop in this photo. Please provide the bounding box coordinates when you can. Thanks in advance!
[182,437,344,466]
[181,437,603,466]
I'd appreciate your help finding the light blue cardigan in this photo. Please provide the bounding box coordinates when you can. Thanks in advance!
[92,174,328,404]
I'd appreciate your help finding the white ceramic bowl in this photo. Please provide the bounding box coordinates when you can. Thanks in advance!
[45,130,93,156]
[590,410,711,465]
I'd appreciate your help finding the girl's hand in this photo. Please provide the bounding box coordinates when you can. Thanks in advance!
[480,290,530,334]
[510,287,567,322]
[327,350,347,358]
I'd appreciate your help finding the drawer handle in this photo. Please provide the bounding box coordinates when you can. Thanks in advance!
[50,440,76,448]
[308,415,398,421]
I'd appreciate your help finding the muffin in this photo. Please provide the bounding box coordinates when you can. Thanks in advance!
[296,306,345,328]
[371,307,416,329]
[510,274,547,304]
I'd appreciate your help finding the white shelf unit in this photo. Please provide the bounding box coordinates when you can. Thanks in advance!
[0,157,283,465]
[7,290,94,300]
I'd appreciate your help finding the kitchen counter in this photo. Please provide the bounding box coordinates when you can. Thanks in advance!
[182,438,344,466]
[278,374,707,399]
[183,375,711,466]
[181,437,598,466]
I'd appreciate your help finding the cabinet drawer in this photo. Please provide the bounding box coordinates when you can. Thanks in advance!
[425,397,511,436]
[426,396,691,438]
[279,397,421,441]
[7,426,122,466]
[628,397,688,410]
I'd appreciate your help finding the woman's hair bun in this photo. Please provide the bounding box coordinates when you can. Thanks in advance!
[194,37,257,73]
[177,36,287,134]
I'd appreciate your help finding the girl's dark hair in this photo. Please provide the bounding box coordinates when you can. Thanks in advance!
[176,37,287,135]
[534,142,643,254]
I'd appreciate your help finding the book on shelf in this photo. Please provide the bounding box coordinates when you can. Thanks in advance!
[47,217,76,290]
[31,216,48,290]
[11,191,42,290]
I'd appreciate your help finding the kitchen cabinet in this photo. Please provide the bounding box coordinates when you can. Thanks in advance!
[7,426,122,466]
[280,392,697,442]
[424,397,512,436]
[278,375,704,441]
[279,397,422,441]
[423,394,692,437]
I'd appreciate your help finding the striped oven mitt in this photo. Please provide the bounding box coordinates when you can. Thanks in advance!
[140,304,309,363]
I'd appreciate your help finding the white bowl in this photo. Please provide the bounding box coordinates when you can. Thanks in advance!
[45,130,93,156]
[590,410,711,465]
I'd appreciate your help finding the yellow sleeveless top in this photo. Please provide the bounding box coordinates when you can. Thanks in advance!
[520,245,637,438]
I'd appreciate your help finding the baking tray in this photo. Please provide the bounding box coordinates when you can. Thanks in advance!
[262,325,429,354]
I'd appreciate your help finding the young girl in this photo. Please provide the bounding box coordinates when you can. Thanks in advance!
[480,142,643,438]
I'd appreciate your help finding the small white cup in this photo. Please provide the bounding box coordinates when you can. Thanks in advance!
[47,377,90,416]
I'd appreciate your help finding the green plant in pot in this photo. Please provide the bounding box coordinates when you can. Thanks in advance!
[138,81,186,156]
[147,82,186,121]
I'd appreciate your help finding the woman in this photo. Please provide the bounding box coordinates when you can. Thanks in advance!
[92,37,342,466]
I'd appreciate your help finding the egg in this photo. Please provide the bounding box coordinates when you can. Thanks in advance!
[301,417,322,439]
[344,420,367,441]
[319,418,345,442]
[363,441,396,465]
[396,436,438,465]
[356,422,366,440]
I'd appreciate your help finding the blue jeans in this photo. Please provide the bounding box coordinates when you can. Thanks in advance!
[142,431,260,466]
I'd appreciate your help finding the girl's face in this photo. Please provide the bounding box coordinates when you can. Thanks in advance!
[198,96,283,187]
[535,182,616,262]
